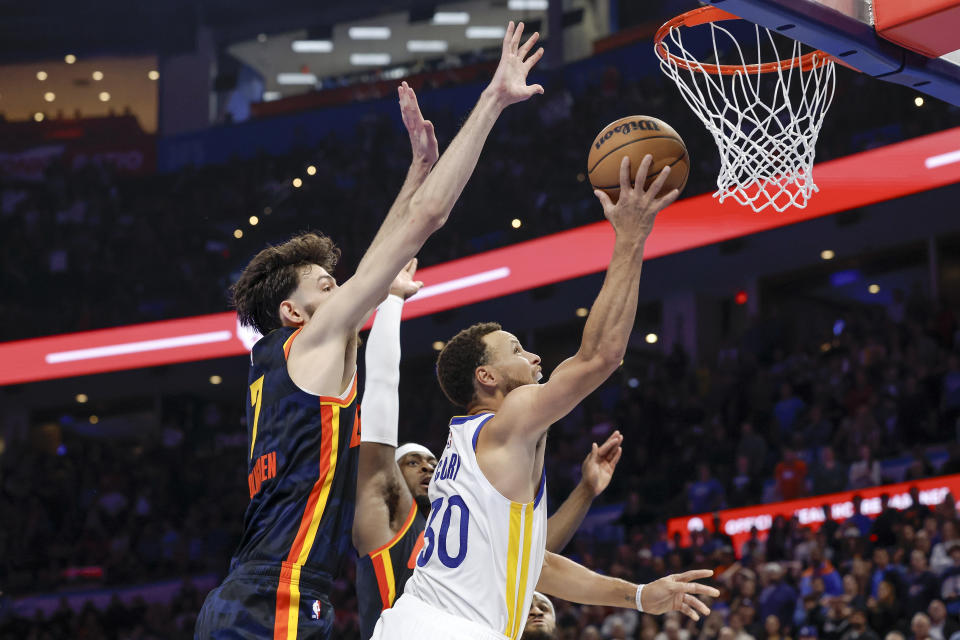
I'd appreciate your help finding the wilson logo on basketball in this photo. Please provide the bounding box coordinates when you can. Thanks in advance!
[593,120,662,149]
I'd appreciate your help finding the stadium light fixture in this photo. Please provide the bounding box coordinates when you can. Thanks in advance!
[820,249,835,260]
[432,12,469,25]
[407,40,449,53]
[868,284,880,294]
[466,26,506,39]
[262,91,281,102]
[508,0,548,9]
[148,70,159,81]
[277,72,318,85]
[350,53,391,65]
[92,71,104,81]
[33,112,44,122]
[64,54,77,64]
[36,70,47,81]
[645,333,659,344]
[98,91,110,102]
[348,26,391,40]
[292,40,333,53]
[44,92,55,102]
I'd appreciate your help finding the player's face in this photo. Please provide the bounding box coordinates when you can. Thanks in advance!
[399,453,437,498]
[483,331,542,392]
[522,593,556,638]
[283,264,338,325]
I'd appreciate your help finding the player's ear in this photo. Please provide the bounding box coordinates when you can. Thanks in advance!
[475,365,497,391]
[279,299,305,326]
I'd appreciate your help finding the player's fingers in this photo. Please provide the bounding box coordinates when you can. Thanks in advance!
[674,569,715,582]
[503,21,515,52]
[524,48,545,71]
[528,83,545,96]
[405,257,418,274]
[414,280,424,288]
[610,447,623,466]
[687,594,711,617]
[617,155,632,192]
[679,603,700,622]
[596,434,619,456]
[677,582,721,599]
[646,164,672,197]
[519,31,539,58]
[631,154,653,192]
[512,22,525,52]
[653,188,680,211]
[593,189,613,212]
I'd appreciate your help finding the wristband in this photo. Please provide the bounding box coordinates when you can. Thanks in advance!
[635,584,645,612]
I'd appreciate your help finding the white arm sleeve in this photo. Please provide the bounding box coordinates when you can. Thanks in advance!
[360,294,403,447]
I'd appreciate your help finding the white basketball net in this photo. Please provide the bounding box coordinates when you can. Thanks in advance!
[658,19,836,212]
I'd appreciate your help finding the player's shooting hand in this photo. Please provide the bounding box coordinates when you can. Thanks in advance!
[398,82,438,165]
[389,258,423,300]
[640,570,719,621]
[594,155,679,243]
[486,21,545,109]
[581,431,623,497]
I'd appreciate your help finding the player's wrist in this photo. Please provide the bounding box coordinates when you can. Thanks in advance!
[635,584,646,612]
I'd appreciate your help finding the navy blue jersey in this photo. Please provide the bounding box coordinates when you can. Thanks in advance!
[355,502,426,640]
[220,325,360,639]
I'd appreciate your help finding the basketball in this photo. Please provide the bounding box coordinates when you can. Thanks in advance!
[587,116,689,202]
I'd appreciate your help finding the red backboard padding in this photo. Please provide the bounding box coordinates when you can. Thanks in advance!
[873,0,960,57]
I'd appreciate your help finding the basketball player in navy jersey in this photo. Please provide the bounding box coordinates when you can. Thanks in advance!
[373,156,718,639]
[353,266,624,639]
[195,20,546,640]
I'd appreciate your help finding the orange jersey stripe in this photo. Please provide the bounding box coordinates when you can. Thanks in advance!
[371,552,394,610]
[286,404,338,564]
[273,563,294,640]
[281,327,303,360]
[367,501,418,557]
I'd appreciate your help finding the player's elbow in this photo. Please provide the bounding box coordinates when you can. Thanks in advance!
[595,348,626,373]
[408,195,448,231]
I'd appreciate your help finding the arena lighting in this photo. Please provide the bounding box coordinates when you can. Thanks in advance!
[916,96,925,107]
[33,112,44,122]
[248,215,259,226]
[645,333,658,344]
[431,11,470,25]
[734,290,749,305]
[575,307,588,317]
[89,415,99,424]
[348,26,391,40]
[147,70,159,81]
[507,0,548,9]
[292,178,303,188]
[407,40,449,53]
[277,73,317,85]
[466,26,507,39]
[209,375,222,385]
[43,92,55,102]
[233,229,243,239]
[869,283,881,294]
[432,341,445,351]
[36,70,47,81]
[262,91,281,102]
[98,91,110,102]
[92,71,103,81]
[64,54,76,64]
[350,53,391,65]
[292,40,333,53]
[820,249,835,260]
[2,128,960,386]
[75,393,88,403]
[306,165,317,175]
[668,473,960,555]
[511,218,522,229]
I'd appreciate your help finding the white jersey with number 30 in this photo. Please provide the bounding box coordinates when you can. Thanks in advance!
[401,412,547,639]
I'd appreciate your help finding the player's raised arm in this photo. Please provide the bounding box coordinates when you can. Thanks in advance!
[537,552,718,621]
[307,21,545,338]
[353,261,421,555]
[489,155,678,441]
[545,431,622,553]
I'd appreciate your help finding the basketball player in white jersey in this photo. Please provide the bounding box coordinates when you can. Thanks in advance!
[373,154,719,639]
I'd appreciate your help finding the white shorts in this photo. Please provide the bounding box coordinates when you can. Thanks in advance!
[371,593,509,640]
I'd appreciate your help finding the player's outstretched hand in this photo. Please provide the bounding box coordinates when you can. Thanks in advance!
[486,21,545,108]
[640,570,720,621]
[594,155,679,243]
[398,82,438,165]
[581,431,623,497]
[389,258,423,300]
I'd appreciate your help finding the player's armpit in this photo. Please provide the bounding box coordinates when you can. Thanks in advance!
[353,442,413,555]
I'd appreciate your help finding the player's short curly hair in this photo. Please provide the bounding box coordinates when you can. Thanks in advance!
[232,232,341,336]
[436,322,502,409]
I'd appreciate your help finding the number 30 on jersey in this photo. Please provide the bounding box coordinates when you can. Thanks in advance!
[417,495,469,569]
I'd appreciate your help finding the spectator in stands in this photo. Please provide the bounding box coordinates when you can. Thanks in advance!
[730,455,762,507]
[688,463,727,514]
[931,521,960,574]
[775,446,808,501]
[940,543,960,615]
[738,422,768,476]
[904,487,930,530]
[775,383,807,440]
[802,545,844,597]
[844,606,881,640]
[813,446,849,496]
[849,496,873,536]
[926,599,958,640]
[911,612,933,640]
[849,445,883,490]
[868,579,904,636]
[906,550,941,616]
[872,495,902,548]
[758,563,797,632]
